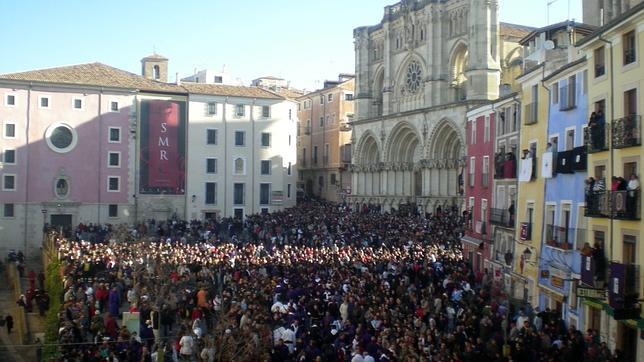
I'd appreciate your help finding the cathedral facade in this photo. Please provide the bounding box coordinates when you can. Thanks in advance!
[350,0,530,212]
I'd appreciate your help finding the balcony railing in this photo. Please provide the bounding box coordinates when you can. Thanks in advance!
[544,225,574,250]
[585,190,641,220]
[611,115,641,149]
[584,124,609,153]
[304,126,311,135]
[524,103,538,125]
[490,208,515,228]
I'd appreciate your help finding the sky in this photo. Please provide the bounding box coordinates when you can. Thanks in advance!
[0,0,582,91]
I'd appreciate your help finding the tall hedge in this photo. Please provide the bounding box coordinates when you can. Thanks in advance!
[43,258,62,361]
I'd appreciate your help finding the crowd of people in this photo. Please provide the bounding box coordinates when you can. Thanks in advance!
[47,201,626,361]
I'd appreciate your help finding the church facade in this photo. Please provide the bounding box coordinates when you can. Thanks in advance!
[349,0,530,212]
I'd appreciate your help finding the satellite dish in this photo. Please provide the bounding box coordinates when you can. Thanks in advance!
[544,40,555,50]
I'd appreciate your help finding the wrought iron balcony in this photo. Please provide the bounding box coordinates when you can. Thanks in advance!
[494,157,517,179]
[544,224,581,250]
[304,126,311,135]
[584,124,609,153]
[595,64,605,78]
[490,208,515,228]
[524,103,538,125]
[611,115,641,149]
[585,190,640,220]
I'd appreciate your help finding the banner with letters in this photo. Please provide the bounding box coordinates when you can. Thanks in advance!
[139,100,186,194]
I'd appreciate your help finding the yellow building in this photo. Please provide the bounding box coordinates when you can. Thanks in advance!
[577,4,644,360]
[512,21,595,308]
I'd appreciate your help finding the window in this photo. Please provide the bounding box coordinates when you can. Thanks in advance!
[206,158,217,174]
[153,65,160,80]
[594,46,605,77]
[261,132,271,147]
[109,127,121,143]
[110,101,119,112]
[4,122,15,138]
[3,203,14,217]
[73,98,83,109]
[5,94,15,106]
[561,75,576,110]
[107,176,120,192]
[235,104,245,117]
[624,88,637,116]
[482,156,489,187]
[207,102,217,115]
[46,124,77,153]
[623,235,636,264]
[327,94,333,102]
[552,83,559,103]
[289,109,292,120]
[262,105,270,118]
[566,129,575,150]
[3,174,15,191]
[287,184,292,198]
[260,183,270,205]
[313,146,318,164]
[320,95,325,105]
[345,93,354,101]
[234,158,245,175]
[2,149,15,164]
[623,30,636,65]
[206,129,217,145]
[471,119,477,144]
[484,116,490,143]
[288,135,292,146]
[260,160,271,175]
[40,96,49,108]
[214,76,223,83]
[469,157,475,187]
[288,162,292,176]
[205,182,216,205]
[582,70,588,94]
[320,116,324,127]
[330,173,337,185]
[324,144,329,164]
[261,207,269,214]
[108,204,118,218]
[233,183,245,205]
[235,131,245,146]
[108,152,120,167]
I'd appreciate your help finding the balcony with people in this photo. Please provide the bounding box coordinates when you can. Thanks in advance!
[585,110,608,153]
[611,114,641,149]
[489,203,515,229]
[584,175,641,220]
[494,151,517,179]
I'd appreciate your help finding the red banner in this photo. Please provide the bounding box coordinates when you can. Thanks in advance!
[147,101,182,190]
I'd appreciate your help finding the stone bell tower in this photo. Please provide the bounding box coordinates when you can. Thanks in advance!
[466,0,501,100]
[141,53,169,83]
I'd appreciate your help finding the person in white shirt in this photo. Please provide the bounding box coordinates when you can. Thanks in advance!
[179,334,194,360]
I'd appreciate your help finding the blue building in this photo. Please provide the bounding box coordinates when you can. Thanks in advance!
[537,57,589,329]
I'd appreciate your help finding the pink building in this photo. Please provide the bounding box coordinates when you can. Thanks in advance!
[461,105,495,273]
[0,60,186,255]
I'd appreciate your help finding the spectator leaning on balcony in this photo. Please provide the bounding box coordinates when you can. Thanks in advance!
[504,152,517,178]
[626,174,640,218]
[585,177,595,211]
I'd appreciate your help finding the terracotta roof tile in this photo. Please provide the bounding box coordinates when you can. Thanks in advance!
[0,62,184,93]
[181,82,283,99]
[500,22,535,40]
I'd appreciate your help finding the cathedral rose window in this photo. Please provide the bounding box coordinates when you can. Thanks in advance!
[406,61,422,94]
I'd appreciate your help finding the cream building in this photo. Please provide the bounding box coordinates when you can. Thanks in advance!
[349,0,531,212]
[183,83,298,219]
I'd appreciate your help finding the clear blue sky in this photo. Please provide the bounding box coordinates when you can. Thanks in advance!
[0,0,582,91]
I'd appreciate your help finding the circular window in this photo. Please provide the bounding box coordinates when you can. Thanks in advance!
[406,61,422,94]
[45,123,77,153]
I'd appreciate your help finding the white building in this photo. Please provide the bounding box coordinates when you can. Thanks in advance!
[181,68,240,86]
[183,83,298,219]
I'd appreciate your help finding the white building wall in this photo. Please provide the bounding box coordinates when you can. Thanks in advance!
[186,94,297,219]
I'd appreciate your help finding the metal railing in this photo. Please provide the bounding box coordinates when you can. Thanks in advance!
[544,224,574,250]
[585,190,640,220]
[584,124,610,153]
[524,103,538,125]
[611,115,641,149]
[304,126,311,135]
[595,64,605,78]
[489,208,514,227]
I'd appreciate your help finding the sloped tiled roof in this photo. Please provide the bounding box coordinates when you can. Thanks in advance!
[141,53,168,61]
[181,82,283,99]
[500,22,535,40]
[0,62,184,93]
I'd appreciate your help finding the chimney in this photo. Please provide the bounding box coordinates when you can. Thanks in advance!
[175,72,181,85]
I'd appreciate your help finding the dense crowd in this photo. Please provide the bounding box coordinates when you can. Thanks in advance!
[49,201,624,361]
